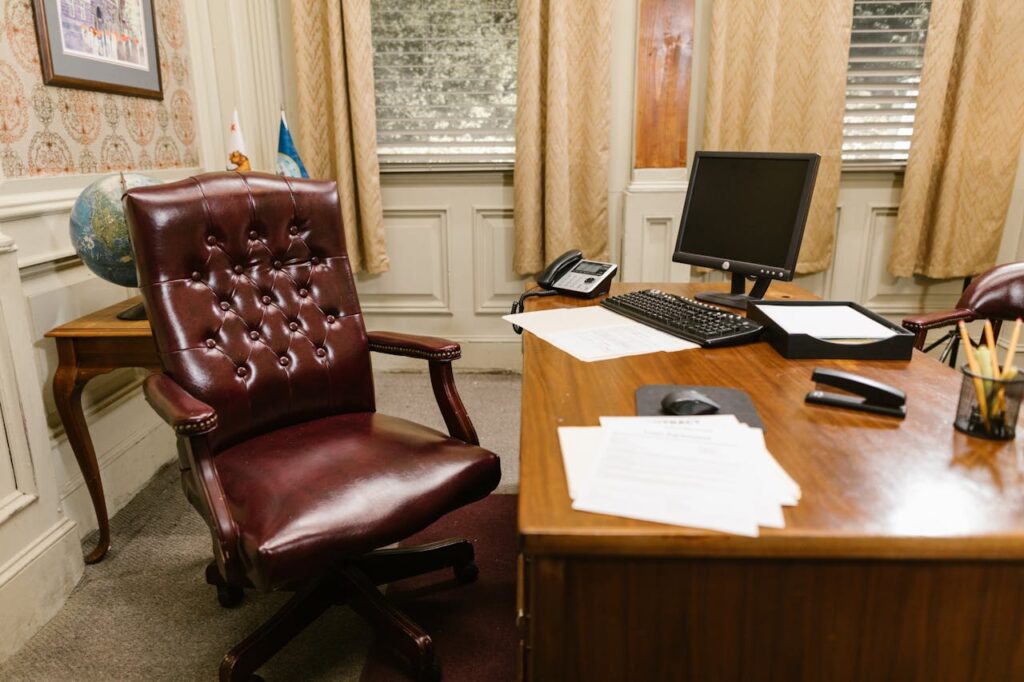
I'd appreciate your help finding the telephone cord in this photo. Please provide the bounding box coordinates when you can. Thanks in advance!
[510,289,559,334]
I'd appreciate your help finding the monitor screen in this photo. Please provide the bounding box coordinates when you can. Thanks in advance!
[673,152,819,278]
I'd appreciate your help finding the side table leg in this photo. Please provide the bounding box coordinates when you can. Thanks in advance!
[53,364,111,564]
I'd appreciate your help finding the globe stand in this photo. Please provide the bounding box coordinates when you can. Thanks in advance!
[116,302,147,321]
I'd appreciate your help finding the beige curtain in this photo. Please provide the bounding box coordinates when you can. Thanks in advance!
[513,0,611,275]
[703,0,853,274]
[290,0,388,274]
[888,1,1024,279]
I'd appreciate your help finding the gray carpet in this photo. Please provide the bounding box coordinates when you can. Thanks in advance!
[0,371,521,681]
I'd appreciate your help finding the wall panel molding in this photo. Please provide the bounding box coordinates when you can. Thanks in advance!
[622,178,687,281]
[627,169,688,194]
[860,205,963,314]
[357,208,452,314]
[640,214,690,283]
[0,229,84,662]
[473,207,525,314]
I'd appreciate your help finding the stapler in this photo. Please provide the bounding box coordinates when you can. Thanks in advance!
[805,367,907,419]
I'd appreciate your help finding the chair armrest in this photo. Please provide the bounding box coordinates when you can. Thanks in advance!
[901,308,975,332]
[143,373,218,436]
[901,309,975,350]
[367,331,462,362]
[367,330,479,445]
[145,374,239,578]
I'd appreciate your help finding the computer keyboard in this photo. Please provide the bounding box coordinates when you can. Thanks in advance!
[600,289,764,348]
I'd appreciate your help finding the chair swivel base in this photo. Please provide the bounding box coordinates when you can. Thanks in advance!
[205,537,478,682]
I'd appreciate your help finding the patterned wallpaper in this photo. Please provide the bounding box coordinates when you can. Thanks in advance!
[0,0,198,178]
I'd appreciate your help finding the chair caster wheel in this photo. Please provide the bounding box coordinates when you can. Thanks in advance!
[453,561,479,584]
[217,584,244,608]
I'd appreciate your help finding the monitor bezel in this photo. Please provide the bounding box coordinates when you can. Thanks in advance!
[671,151,821,281]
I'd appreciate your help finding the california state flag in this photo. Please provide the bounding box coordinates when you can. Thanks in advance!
[227,110,251,172]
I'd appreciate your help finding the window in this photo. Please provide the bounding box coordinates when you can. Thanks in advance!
[369,0,518,168]
[842,0,932,166]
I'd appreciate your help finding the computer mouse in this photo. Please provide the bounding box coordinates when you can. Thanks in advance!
[660,390,721,416]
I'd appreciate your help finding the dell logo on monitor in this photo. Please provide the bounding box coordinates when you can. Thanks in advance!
[722,261,730,270]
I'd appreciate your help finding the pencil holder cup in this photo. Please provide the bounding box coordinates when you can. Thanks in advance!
[954,365,1024,440]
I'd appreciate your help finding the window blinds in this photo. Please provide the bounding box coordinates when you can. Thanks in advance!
[843,0,932,166]
[370,0,518,167]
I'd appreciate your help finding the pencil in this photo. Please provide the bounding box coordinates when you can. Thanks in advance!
[993,318,1023,424]
[1002,318,1022,379]
[959,321,990,429]
[984,320,1000,376]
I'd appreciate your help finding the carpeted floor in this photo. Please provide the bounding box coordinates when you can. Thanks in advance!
[360,495,518,682]
[0,371,521,681]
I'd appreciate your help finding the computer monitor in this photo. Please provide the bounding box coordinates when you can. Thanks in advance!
[672,151,820,309]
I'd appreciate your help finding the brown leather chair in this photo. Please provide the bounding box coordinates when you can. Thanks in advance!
[124,172,501,681]
[902,262,1024,365]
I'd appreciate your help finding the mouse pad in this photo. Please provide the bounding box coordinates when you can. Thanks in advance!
[635,385,765,431]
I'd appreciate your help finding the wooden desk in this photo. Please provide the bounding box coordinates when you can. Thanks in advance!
[45,297,158,563]
[518,282,1024,681]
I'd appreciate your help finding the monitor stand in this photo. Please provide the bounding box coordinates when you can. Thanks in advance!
[695,273,772,310]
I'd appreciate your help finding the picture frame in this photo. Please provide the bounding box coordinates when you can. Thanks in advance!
[31,0,163,100]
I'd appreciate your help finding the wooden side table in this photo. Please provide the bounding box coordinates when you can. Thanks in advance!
[45,296,158,563]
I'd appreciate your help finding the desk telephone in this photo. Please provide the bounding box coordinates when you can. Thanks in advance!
[510,250,618,334]
[537,250,618,298]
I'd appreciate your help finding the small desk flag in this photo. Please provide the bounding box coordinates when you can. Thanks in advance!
[276,112,308,178]
[227,109,251,172]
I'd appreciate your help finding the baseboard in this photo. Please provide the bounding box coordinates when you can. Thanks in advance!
[0,518,83,662]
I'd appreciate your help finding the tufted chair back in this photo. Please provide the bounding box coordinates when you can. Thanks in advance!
[125,172,375,453]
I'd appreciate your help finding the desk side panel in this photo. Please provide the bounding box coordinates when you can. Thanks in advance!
[525,556,1024,682]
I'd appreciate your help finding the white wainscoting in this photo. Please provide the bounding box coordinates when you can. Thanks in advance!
[0,170,199,555]
[361,172,525,371]
[359,208,453,315]
[473,207,522,315]
[0,229,84,661]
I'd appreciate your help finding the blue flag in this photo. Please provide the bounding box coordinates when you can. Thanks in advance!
[276,112,308,178]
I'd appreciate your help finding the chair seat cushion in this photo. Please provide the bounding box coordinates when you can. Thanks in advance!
[214,412,501,590]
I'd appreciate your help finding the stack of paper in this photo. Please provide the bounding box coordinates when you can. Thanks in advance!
[503,306,697,362]
[558,415,800,536]
[757,304,896,340]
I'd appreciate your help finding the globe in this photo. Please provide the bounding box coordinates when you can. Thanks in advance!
[69,173,163,289]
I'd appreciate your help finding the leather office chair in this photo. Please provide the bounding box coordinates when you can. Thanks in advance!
[902,262,1024,365]
[124,172,501,681]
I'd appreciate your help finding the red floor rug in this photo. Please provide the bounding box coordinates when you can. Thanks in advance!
[359,494,518,681]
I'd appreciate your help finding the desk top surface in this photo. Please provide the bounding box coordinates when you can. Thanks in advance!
[45,296,152,338]
[519,282,1024,559]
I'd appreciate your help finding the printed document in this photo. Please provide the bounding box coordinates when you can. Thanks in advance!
[558,416,800,536]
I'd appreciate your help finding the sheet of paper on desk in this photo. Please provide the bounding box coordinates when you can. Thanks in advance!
[599,416,800,504]
[557,426,605,500]
[503,307,696,361]
[561,416,800,536]
[759,304,896,340]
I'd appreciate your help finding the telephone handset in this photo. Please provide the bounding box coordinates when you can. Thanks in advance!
[537,249,583,289]
[536,249,617,299]
[510,249,619,334]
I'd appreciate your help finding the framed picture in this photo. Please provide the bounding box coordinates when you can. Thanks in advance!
[31,0,162,100]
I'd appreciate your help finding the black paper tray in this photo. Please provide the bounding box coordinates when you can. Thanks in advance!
[746,300,915,361]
